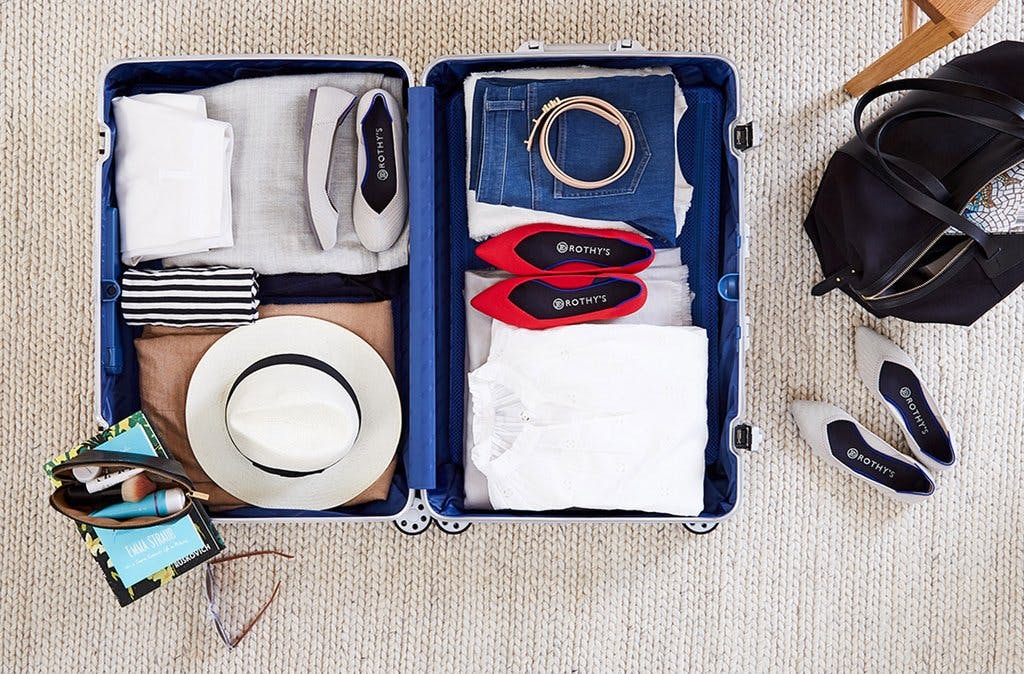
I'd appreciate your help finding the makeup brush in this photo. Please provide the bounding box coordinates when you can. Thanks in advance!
[64,473,158,508]
[120,473,157,502]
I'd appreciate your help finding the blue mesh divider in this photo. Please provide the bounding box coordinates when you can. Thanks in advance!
[446,92,470,470]
[677,86,725,464]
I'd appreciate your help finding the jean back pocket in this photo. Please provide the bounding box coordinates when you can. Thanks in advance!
[551,108,652,200]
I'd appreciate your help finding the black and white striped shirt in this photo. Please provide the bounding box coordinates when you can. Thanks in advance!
[120,266,259,327]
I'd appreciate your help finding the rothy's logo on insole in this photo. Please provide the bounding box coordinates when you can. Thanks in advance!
[556,241,612,257]
[552,294,607,311]
[846,448,896,479]
[899,387,929,435]
[374,127,389,181]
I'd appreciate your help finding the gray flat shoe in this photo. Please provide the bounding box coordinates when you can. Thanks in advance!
[303,86,357,251]
[790,400,935,503]
[855,326,957,472]
[352,88,408,253]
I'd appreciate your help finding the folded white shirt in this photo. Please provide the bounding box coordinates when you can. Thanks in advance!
[463,66,692,241]
[468,322,707,516]
[112,93,233,265]
[462,248,697,510]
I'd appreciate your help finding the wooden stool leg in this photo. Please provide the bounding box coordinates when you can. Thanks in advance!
[902,0,919,38]
[844,20,958,96]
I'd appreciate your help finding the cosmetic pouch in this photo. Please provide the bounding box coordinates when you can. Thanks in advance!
[49,450,201,530]
[804,41,1024,325]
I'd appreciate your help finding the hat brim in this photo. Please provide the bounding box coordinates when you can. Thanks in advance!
[186,316,401,510]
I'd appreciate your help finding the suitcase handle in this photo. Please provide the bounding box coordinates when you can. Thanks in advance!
[516,39,646,54]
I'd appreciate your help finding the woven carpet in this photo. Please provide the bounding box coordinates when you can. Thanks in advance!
[3,1,1023,671]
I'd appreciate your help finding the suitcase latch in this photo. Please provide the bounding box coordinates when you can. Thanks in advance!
[733,423,763,452]
[732,122,760,152]
[98,125,112,158]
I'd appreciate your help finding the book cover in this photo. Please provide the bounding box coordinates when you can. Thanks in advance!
[45,412,226,606]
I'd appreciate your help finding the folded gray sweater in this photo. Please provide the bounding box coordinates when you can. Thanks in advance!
[165,72,407,274]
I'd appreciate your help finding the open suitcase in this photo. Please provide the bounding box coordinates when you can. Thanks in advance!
[94,40,759,535]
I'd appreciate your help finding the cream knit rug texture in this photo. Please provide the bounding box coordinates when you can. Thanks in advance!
[3,1,1023,671]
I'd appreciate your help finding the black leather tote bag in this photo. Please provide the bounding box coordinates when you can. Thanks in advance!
[804,41,1024,326]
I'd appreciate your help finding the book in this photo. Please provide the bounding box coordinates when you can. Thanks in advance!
[45,411,225,606]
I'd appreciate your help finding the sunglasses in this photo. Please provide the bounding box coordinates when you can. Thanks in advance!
[204,550,294,649]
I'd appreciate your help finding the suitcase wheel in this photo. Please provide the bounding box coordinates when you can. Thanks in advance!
[393,497,432,536]
[682,521,719,535]
[434,519,471,535]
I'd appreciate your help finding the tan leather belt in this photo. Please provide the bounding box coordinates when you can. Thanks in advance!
[525,95,635,190]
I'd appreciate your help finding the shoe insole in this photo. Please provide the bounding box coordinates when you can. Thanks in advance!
[507,276,643,321]
[879,361,953,465]
[360,95,398,214]
[512,230,652,272]
[827,419,933,495]
[471,274,646,329]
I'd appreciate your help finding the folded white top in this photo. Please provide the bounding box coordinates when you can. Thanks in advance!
[463,66,692,241]
[461,248,694,508]
[468,322,707,516]
[112,94,233,265]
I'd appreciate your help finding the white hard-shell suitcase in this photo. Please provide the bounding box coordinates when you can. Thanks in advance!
[93,40,760,536]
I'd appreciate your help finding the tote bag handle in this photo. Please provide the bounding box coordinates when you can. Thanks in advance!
[852,78,1024,260]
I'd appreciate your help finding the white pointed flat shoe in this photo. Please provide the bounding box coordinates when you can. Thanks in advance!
[353,88,408,252]
[790,401,935,503]
[304,86,358,251]
[854,326,956,472]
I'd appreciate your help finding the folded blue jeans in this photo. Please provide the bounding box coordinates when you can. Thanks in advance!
[469,74,680,246]
[256,271,400,304]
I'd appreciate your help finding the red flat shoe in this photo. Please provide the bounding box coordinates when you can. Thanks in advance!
[475,224,655,275]
[470,273,647,329]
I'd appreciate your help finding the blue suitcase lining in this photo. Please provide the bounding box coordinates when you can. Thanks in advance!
[421,55,741,519]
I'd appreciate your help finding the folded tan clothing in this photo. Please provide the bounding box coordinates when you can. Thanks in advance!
[135,301,397,511]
